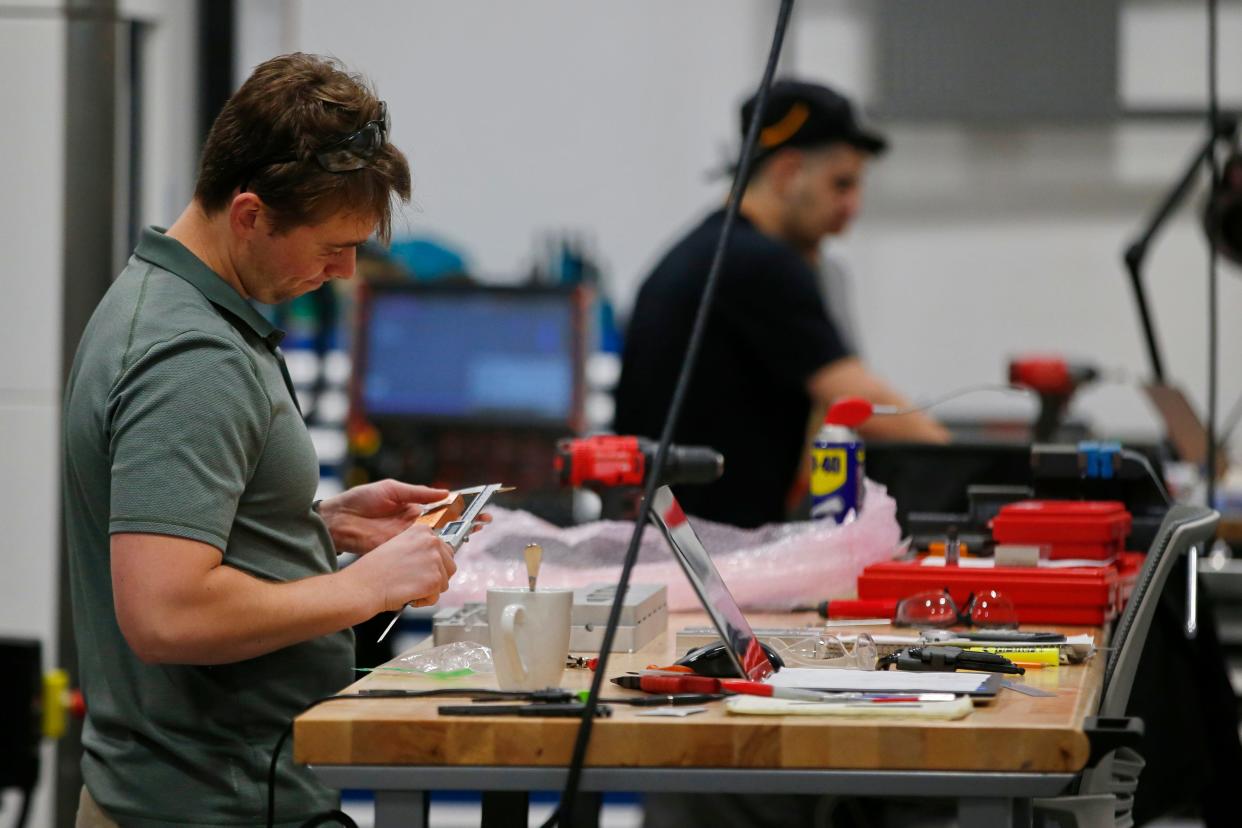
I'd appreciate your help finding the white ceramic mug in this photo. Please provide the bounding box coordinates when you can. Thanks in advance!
[486,587,572,691]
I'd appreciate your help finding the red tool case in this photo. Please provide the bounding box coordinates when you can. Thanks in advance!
[856,552,1143,626]
[991,500,1132,560]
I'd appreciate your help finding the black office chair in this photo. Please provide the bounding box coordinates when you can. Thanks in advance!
[1033,504,1219,828]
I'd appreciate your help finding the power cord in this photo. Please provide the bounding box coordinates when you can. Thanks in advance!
[3,786,32,828]
[1191,0,1223,641]
[1119,447,1174,507]
[1207,0,1221,509]
[878,383,1033,417]
[543,2,796,825]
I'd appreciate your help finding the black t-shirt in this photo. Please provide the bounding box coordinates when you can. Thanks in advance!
[614,209,852,527]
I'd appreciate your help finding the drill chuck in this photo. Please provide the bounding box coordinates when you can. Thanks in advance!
[659,443,725,486]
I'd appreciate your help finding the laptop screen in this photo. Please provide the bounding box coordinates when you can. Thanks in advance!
[1143,383,1217,468]
[648,486,775,681]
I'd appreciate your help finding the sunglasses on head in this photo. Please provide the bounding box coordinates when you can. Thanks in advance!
[313,101,390,172]
[240,101,390,189]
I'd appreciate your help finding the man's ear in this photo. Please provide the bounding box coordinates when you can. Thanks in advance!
[764,148,805,194]
[228,191,265,239]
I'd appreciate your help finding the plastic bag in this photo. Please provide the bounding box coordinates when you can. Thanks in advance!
[439,479,902,612]
[390,641,494,675]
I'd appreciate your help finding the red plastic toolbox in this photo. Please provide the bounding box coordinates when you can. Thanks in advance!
[991,500,1132,560]
[856,552,1145,626]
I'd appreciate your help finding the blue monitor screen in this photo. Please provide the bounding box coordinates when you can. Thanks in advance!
[361,290,577,423]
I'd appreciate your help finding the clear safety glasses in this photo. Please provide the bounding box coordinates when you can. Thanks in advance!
[894,588,1019,630]
[783,632,880,669]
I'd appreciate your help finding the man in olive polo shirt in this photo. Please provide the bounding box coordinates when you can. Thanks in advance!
[63,54,460,826]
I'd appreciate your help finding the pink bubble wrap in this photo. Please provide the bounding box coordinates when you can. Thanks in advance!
[439,480,902,612]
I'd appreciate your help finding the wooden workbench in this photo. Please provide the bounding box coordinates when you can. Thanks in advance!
[295,613,1102,775]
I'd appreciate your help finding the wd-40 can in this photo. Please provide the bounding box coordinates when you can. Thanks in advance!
[810,419,865,524]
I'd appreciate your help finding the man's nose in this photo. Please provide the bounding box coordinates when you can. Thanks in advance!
[327,247,357,279]
[840,191,862,221]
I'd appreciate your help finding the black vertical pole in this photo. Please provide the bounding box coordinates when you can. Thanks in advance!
[197,0,235,143]
[58,1,118,824]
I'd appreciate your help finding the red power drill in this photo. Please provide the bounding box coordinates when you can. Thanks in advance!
[1008,356,1098,442]
[555,435,723,489]
[554,436,722,517]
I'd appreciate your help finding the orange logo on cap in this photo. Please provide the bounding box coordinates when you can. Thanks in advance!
[759,102,809,148]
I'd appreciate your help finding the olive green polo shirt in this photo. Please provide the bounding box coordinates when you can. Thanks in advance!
[62,227,353,826]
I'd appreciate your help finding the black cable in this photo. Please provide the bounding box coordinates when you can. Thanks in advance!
[1120,448,1174,507]
[1206,0,1221,508]
[267,688,517,828]
[9,787,32,828]
[299,810,358,828]
[544,2,796,825]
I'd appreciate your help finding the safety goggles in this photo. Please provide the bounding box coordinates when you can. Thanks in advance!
[893,588,1019,630]
[312,101,390,172]
[785,632,879,669]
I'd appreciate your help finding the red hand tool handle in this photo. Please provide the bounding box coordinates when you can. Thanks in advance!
[818,598,898,619]
[638,675,720,694]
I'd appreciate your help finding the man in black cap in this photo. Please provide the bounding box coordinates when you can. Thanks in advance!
[615,79,948,530]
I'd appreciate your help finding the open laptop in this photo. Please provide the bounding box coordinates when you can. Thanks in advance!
[1143,382,1227,473]
[647,485,1001,697]
[647,486,775,681]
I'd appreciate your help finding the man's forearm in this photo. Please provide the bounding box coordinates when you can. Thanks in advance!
[129,563,378,665]
[807,358,951,444]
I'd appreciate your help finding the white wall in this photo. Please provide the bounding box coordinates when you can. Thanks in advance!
[121,0,200,231]
[284,0,772,288]
[796,0,1242,441]
[272,0,1242,451]
[0,3,67,823]
[0,0,66,653]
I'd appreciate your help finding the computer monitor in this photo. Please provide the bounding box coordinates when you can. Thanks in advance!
[354,283,586,427]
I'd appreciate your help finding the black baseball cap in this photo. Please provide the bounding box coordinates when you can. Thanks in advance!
[740,79,888,166]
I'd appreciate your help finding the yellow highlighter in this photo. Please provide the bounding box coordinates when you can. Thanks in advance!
[965,645,1061,668]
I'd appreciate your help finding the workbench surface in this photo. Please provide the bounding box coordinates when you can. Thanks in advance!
[294,613,1102,773]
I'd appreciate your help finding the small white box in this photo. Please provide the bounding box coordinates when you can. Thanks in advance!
[431,583,668,654]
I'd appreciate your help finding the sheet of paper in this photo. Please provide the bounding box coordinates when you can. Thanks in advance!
[918,556,1114,569]
[768,667,992,694]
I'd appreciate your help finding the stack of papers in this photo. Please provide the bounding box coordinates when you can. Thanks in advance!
[725,694,974,719]
[767,667,997,696]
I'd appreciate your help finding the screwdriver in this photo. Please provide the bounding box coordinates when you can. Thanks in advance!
[612,675,845,703]
[804,598,898,620]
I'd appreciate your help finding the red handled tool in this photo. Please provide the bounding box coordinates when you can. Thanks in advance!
[611,675,951,704]
[616,674,829,701]
[814,598,898,620]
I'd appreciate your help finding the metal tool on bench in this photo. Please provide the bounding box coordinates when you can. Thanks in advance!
[376,483,512,643]
[880,645,1025,675]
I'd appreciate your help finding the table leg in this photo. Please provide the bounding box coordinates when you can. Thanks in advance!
[565,792,602,828]
[373,790,427,828]
[958,796,1033,828]
[482,791,530,828]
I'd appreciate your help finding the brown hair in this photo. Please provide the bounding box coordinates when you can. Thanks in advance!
[194,53,411,242]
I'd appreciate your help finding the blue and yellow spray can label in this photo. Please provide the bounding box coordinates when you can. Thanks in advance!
[810,425,864,523]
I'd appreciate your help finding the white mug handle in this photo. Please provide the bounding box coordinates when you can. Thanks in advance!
[500,604,528,686]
